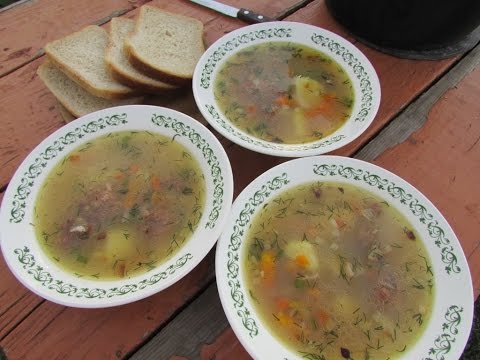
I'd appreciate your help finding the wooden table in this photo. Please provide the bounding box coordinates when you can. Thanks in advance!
[0,0,478,358]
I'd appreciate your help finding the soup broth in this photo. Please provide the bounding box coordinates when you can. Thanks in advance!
[243,182,434,359]
[35,131,205,280]
[214,42,354,144]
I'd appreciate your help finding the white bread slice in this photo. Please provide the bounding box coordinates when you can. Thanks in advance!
[105,17,178,93]
[37,61,143,118]
[57,102,76,123]
[125,6,205,85]
[45,25,137,99]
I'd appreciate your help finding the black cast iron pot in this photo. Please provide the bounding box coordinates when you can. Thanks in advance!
[326,0,480,59]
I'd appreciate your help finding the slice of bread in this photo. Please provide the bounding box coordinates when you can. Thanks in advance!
[37,61,143,118]
[45,25,137,99]
[105,17,178,93]
[57,102,77,123]
[125,6,205,85]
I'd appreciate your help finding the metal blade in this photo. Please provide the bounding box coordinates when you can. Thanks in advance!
[189,0,239,18]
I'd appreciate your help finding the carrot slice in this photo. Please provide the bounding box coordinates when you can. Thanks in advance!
[123,178,141,209]
[151,175,161,190]
[304,94,336,118]
[295,254,310,267]
[335,217,346,229]
[315,309,330,326]
[307,287,321,298]
[69,154,80,162]
[275,297,290,312]
[114,172,125,180]
[275,94,295,107]
[129,163,140,174]
[277,312,294,326]
[260,250,275,285]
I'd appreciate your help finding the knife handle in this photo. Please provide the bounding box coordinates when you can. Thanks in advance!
[238,8,274,23]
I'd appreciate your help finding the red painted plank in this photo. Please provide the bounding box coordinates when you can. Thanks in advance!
[284,0,459,157]
[199,327,251,360]
[372,66,480,260]
[0,190,43,342]
[0,1,306,358]
[0,252,214,360]
[0,0,150,77]
[468,246,480,298]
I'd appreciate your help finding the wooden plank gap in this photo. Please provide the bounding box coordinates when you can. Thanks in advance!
[468,241,480,260]
[354,43,480,162]
[0,48,43,79]
[123,277,217,359]
[277,0,316,20]
[0,297,45,342]
[31,306,67,339]
[128,281,229,360]
[0,2,153,79]
[90,7,137,26]
[0,290,29,319]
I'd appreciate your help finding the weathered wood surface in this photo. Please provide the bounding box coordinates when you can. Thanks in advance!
[0,0,309,358]
[0,251,215,360]
[0,192,38,343]
[0,0,479,358]
[133,23,480,359]
[0,0,305,77]
[0,0,307,187]
[356,42,480,293]
[371,65,480,296]
[0,0,147,77]
[130,283,230,360]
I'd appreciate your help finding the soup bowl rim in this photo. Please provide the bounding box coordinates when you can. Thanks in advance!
[193,21,381,157]
[0,104,234,308]
[215,155,473,359]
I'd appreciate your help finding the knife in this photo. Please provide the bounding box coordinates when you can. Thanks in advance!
[190,0,274,24]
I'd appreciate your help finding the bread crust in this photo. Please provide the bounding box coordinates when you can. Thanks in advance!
[44,25,138,100]
[37,61,143,118]
[124,46,192,86]
[105,18,181,93]
[124,6,204,86]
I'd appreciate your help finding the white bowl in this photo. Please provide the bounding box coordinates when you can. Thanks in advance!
[0,105,233,308]
[193,21,381,157]
[216,155,473,359]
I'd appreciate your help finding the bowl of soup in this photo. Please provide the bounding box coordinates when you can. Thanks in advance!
[193,22,381,157]
[0,105,233,308]
[216,156,473,359]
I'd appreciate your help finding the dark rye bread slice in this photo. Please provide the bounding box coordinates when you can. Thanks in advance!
[45,25,138,100]
[124,6,205,85]
[105,17,179,93]
[37,61,143,118]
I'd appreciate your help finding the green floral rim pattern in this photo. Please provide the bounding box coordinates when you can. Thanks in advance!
[200,28,292,89]
[223,161,468,359]
[423,305,463,360]
[9,114,128,223]
[151,114,224,229]
[8,111,227,299]
[14,246,192,298]
[313,164,461,275]
[311,34,373,123]
[205,104,346,150]
[227,173,290,337]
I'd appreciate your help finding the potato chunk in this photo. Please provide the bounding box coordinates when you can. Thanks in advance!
[285,241,319,271]
[294,76,324,109]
